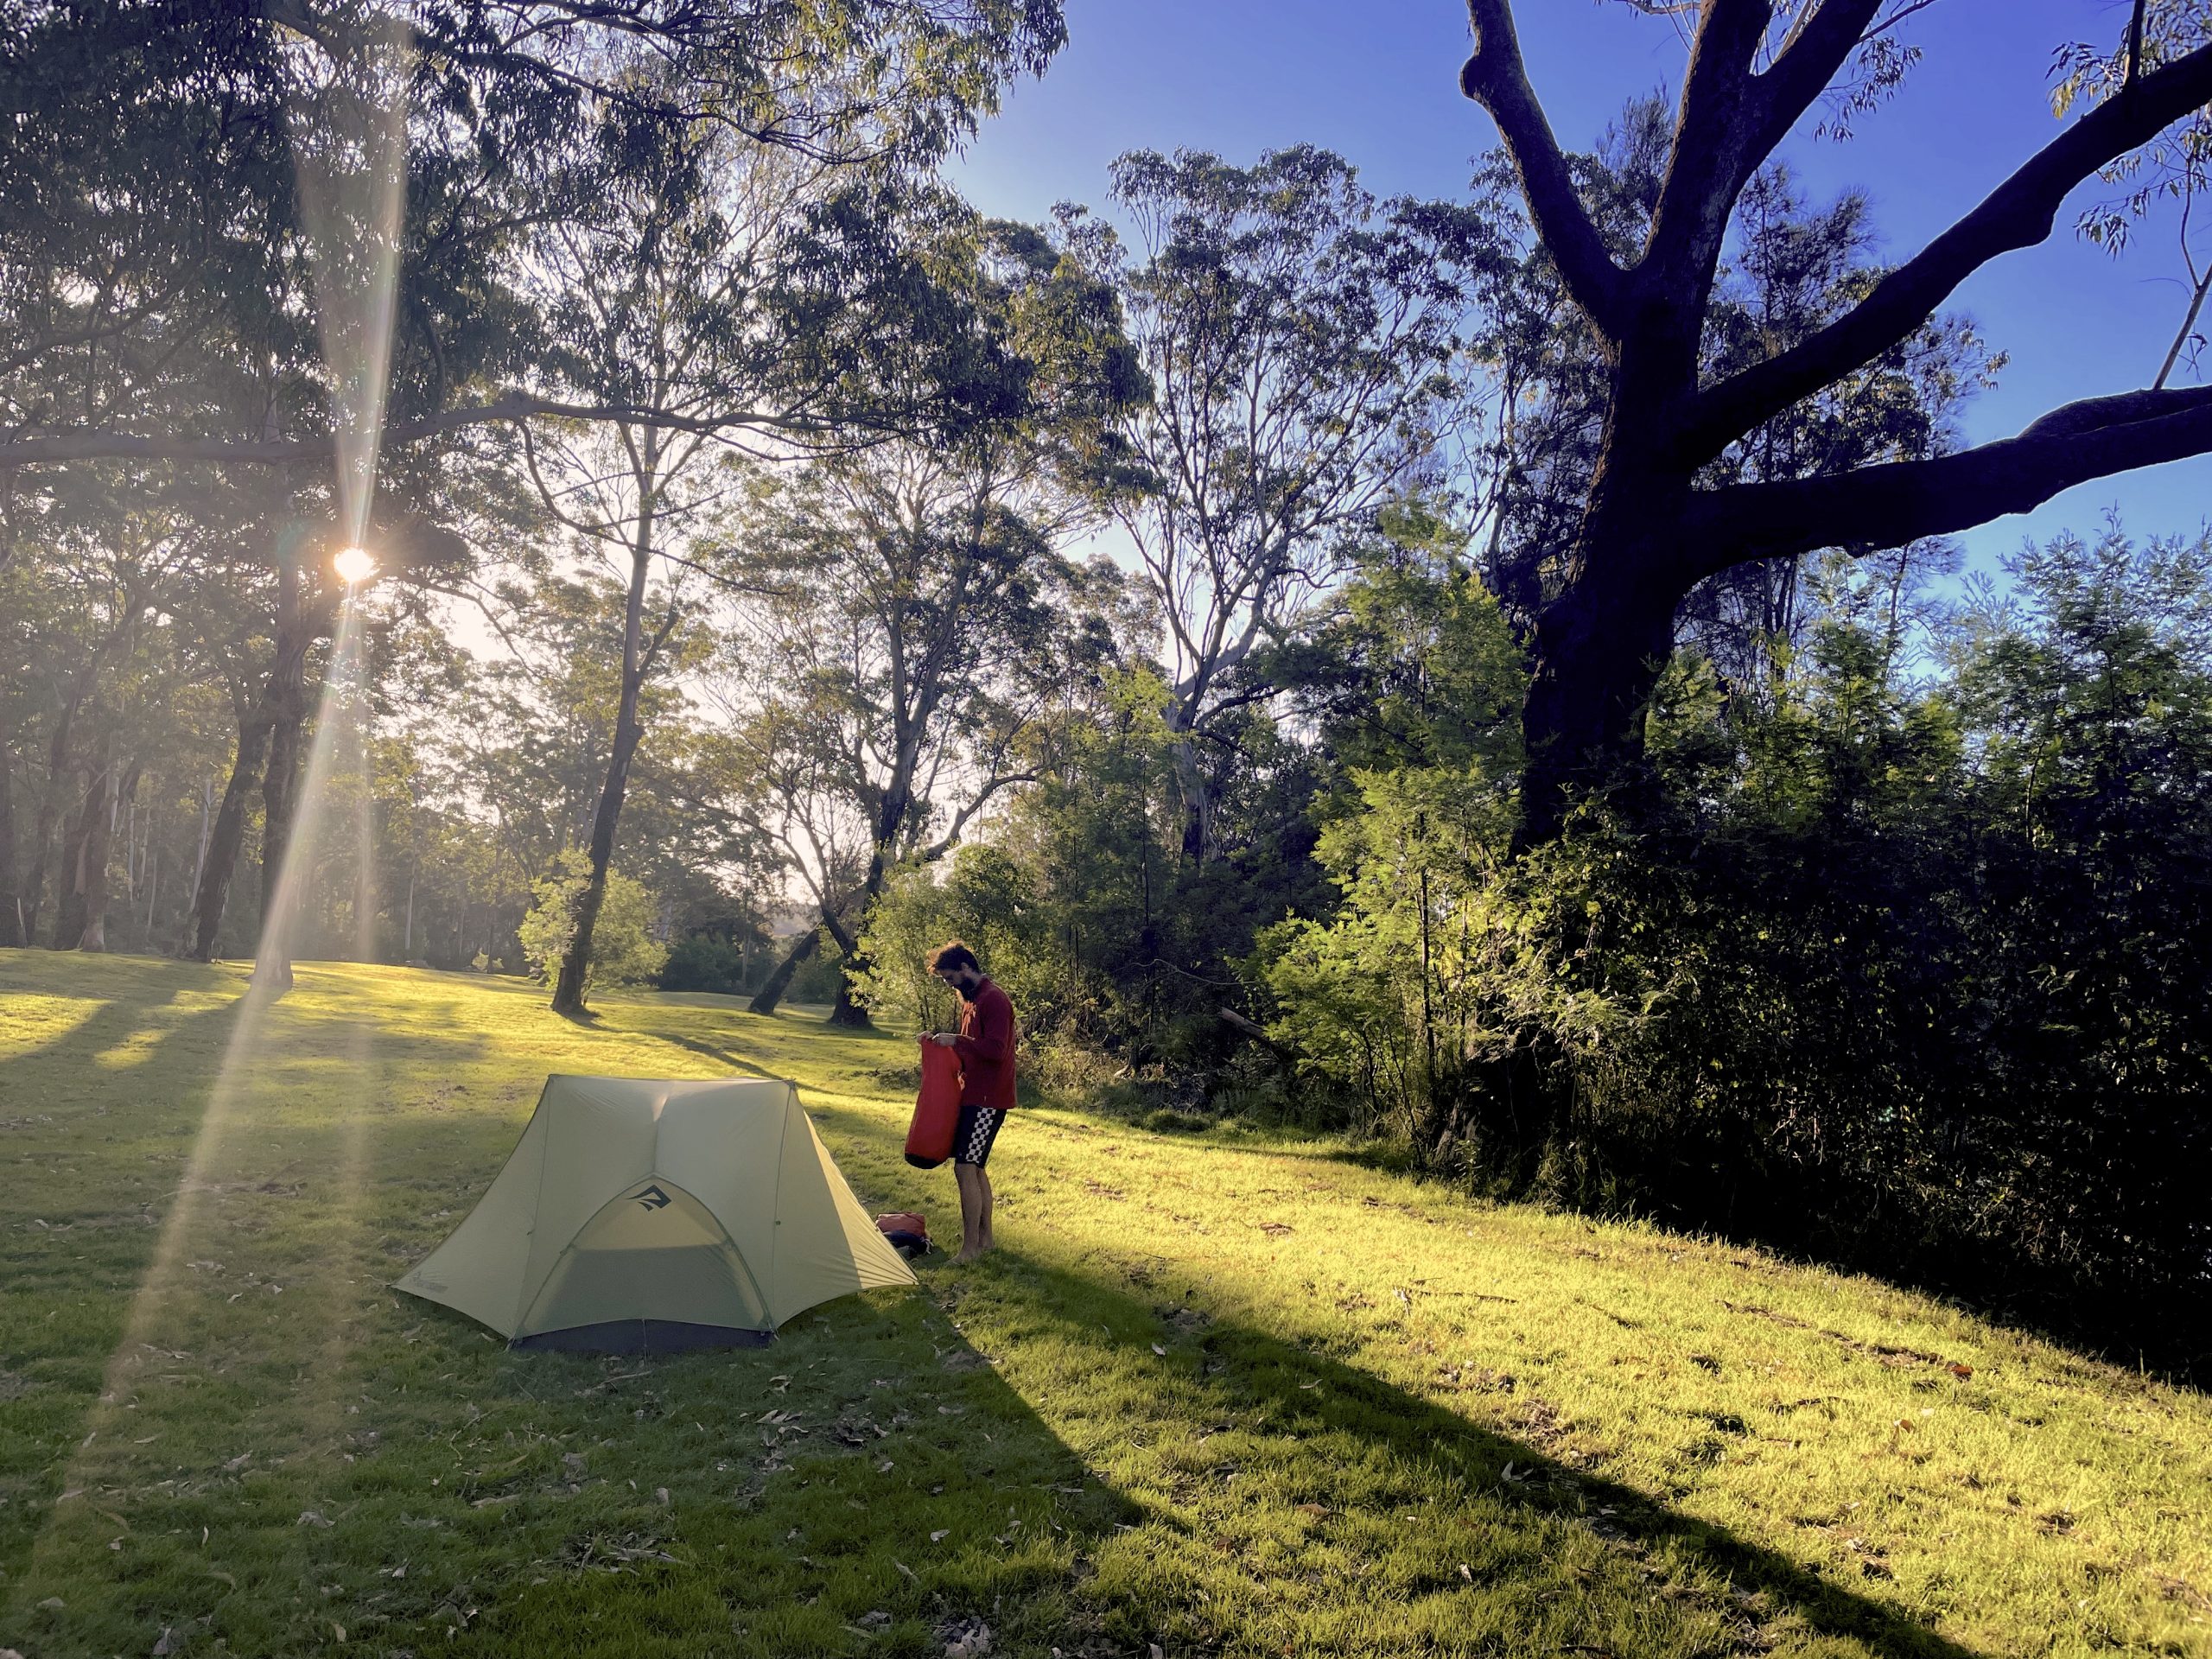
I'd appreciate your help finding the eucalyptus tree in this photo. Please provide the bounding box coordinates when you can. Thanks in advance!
[1066,146,1503,861]
[0,471,214,948]
[520,104,830,1016]
[717,215,1145,1019]
[0,0,1069,472]
[1457,0,2212,840]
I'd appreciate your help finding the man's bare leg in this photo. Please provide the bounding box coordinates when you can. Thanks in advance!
[954,1163,989,1262]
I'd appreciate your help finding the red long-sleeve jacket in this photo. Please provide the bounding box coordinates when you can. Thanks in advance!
[953,977,1018,1109]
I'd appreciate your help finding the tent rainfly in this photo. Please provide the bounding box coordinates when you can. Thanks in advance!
[395,1075,915,1352]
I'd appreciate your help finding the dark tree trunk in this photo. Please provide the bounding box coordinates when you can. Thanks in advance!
[1515,521,1688,847]
[747,925,822,1014]
[550,701,644,1015]
[250,597,312,995]
[18,685,88,947]
[1164,712,1215,862]
[53,744,109,950]
[0,734,20,948]
[820,900,870,1028]
[67,756,137,952]
[823,781,920,1029]
[189,710,274,961]
[551,518,658,1018]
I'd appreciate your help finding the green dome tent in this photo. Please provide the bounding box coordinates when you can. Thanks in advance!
[395,1075,915,1352]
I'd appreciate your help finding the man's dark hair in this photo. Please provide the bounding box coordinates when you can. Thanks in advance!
[927,940,982,976]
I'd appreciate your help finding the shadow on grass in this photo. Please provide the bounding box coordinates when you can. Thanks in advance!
[641,1027,787,1082]
[940,1247,1989,1659]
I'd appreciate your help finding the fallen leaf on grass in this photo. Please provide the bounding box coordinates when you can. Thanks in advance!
[152,1632,175,1658]
[297,1510,333,1529]
[1151,1344,1166,1357]
[222,1452,251,1472]
[1948,1362,1974,1379]
[1458,1563,1473,1583]
[1294,1503,1331,1519]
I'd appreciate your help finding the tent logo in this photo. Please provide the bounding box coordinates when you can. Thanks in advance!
[632,1184,672,1211]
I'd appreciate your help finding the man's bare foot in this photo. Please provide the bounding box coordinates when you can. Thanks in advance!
[952,1245,990,1264]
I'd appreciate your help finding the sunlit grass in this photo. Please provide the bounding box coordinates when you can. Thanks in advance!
[2,952,2208,1657]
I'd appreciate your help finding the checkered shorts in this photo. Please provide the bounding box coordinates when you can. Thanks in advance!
[952,1103,1005,1168]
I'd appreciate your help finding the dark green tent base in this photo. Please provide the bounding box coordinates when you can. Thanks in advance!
[510,1319,775,1354]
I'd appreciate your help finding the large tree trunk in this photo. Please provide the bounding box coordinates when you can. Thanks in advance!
[551,517,657,1018]
[1516,523,1688,847]
[251,563,313,994]
[67,757,137,952]
[53,743,110,950]
[17,685,89,947]
[747,925,822,1015]
[823,780,920,1029]
[1457,1,2212,850]
[0,734,20,948]
[550,698,645,1015]
[820,899,870,1028]
[1167,725,1214,862]
[188,710,274,961]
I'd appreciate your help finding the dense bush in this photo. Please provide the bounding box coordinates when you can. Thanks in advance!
[658,932,752,994]
[516,850,669,992]
[1266,530,2212,1368]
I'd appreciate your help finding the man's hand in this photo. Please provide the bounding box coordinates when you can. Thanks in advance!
[926,1033,958,1048]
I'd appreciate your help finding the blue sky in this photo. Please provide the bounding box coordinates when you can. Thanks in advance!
[950,0,2206,575]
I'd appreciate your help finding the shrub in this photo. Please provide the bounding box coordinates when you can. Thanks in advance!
[517,850,668,990]
[659,931,752,994]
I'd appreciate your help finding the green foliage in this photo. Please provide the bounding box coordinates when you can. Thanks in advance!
[657,931,753,994]
[1261,515,1528,1137]
[1268,525,2212,1370]
[517,849,667,990]
[851,844,1047,1034]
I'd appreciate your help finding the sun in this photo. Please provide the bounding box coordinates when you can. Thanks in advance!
[334,544,378,585]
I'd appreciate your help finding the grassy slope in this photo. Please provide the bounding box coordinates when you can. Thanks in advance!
[0,953,2205,1659]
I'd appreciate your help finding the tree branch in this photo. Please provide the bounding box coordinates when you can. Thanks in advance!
[0,389,858,467]
[1643,0,1777,290]
[1460,0,1627,336]
[1743,0,1887,173]
[1679,36,2212,463]
[1679,385,2212,573]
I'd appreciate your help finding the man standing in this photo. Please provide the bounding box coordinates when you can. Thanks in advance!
[925,940,1015,1262]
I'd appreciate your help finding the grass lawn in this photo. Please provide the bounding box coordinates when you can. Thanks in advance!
[2,952,2209,1659]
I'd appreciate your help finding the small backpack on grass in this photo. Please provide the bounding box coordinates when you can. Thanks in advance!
[875,1211,931,1259]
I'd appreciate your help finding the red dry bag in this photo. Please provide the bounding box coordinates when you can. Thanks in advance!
[906,1039,963,1168]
